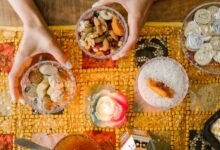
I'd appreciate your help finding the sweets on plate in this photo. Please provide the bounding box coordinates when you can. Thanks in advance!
[184,5,220,67]
[21,61,75,114]
[76,6,128,58]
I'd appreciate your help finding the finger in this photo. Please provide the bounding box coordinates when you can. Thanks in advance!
[48,45,72,69]
[112,15,140,60]
[97,0,117,6]
[9,51,31,102]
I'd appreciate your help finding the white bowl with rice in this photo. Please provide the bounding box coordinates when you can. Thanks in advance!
[135,57,189,111]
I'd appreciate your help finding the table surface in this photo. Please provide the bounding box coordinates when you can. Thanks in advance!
[0,0,219,26]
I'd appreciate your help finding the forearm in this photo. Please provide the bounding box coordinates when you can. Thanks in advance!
[8,0,47,28]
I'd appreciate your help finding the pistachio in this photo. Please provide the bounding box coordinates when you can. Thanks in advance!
[81,32,89,40]
[98,16,108,31]
[85,23,92,28]
[101,25,108,32]
[94,35,105,43]
[87,39,95,47]
[80,40,90,50]
[109,30,118,41]
[90,32,99,38]
[84,27,93,33]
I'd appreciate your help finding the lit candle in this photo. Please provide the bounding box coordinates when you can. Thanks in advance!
[90,90,128,128]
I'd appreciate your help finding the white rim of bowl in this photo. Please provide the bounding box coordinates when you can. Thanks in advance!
[135,57,189,109]
[75,6,128,59]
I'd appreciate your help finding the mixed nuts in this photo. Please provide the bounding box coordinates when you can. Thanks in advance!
[77,8,126,57]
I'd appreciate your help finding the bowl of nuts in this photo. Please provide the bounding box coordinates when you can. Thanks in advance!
[75,6,128,59]
[20,61,76,114]
[181,2,220,74]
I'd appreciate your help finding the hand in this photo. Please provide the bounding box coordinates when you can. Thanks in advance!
[8,25,71,102]
[96,0,154,60]
[8,0,72,102]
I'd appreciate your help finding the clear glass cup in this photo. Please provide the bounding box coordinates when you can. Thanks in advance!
[20,61,76,114]
[134,57,189,112]
[180,2,220,74]
[75,6,128,59]
[54,134,101,150]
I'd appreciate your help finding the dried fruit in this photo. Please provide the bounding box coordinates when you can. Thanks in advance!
[147,79,175,98]
[109,30,118,41]
[29,69,43,84]
[43,95,55,111]
[111,16,125,36]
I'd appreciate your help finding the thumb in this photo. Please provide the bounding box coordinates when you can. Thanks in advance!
[49,45,72,69]
[93,0,117,7]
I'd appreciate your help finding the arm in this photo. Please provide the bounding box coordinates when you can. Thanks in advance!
[97,0,154,60]
[8,0,71,102]
[8,0,47,28]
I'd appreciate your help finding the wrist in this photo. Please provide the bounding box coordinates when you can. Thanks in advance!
[23,14,46,29]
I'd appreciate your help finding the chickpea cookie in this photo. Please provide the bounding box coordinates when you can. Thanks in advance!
[194,49,216,66]
[186,32,204,51]
[184,21,201,36]
[210,36,220,51]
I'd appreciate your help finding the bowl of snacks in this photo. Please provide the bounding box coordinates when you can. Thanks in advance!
[181,2,220,74]
[75,6,128,59]
[20,61,76,114]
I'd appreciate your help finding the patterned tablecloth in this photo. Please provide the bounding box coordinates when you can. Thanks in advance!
[0,23,219,150]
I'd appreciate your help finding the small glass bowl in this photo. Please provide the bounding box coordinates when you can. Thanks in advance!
[20,61,76,114]
[54,134,101,150]
[135,57,189,111]
[75,6,128,59]
[180,2,220,74]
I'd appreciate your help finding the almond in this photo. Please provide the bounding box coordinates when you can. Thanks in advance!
[109,30,118,41]
[94,17,101,26]
[96,25,103,35]
[102,38,110,51]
